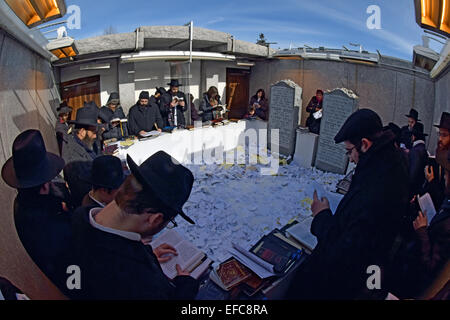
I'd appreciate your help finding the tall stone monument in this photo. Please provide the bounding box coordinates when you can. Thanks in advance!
[315,88,358,174]
[267,80,302,157]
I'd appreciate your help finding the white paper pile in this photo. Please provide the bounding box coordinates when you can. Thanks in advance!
[154,146,344,263]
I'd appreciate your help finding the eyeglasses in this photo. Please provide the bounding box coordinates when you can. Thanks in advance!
[345,146,356,156]
[438,132,450,138]
[166,217,178,229]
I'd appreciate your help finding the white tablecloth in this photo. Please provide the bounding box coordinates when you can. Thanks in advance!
[116,121,254,165]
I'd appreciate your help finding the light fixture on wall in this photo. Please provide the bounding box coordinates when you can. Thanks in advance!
[415,0,450,37]
[47,34,78,59]
[80,63,111,71]
[236,61,255,67]
[121,51,236,63]
[5,0,67,28]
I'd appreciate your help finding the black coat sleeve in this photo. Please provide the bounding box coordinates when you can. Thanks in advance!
[149,100,164,130]
[127,107,140,136]
[306,98,316,113]
[172,276,200,300]
[159,94,172,118]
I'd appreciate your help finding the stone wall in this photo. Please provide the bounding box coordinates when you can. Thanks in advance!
[250,58,437,149]
[0,27,65,299]
[430,66,450,154]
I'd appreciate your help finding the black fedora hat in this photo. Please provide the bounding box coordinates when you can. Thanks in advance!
[80,155,125,189]
[98,107,112,124]
[167,79,182,87]
[434,112,450,131]
[126,151,195,224]
[1,130,65,188]
[405,108,421,122]
[70,101,99,127]
[334,109,383,144]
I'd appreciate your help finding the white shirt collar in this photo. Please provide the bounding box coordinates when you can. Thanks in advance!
[89,191,105,208]
[89,208,141,242]
[413,140,425,147]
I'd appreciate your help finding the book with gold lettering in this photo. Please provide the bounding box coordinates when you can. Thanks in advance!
[210,258,252,291]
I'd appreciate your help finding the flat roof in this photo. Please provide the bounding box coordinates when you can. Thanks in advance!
[55,26,276,66]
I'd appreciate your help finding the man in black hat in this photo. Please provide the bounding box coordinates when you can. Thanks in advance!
[99,92,128,141]
[69,151,199,299]
[55,101,73,156]
[80,155,125,208]
[99,92,126,121]
[1,129,72,295]
[62,101,102,164]
[408,125,429,197]
[285,109,409,300]
[400,109,424,150]
[423,112,450,208]
[62,101,102,208]
[128,91,164,137]
[160,79,187,127]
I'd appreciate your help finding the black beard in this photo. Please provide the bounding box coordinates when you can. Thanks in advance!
[82,136,96,150]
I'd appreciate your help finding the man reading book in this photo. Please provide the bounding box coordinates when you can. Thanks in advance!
[69,151,199,299]
[285,109,409,300]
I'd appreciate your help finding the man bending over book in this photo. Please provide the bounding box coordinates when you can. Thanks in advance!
[285,109,409,300]
[69,151,199,299]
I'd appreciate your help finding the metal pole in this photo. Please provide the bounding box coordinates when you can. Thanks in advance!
[189,21,193,63]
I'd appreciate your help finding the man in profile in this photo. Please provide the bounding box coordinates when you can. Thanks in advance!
[62,102,102,207]
[424,112,450,208]
[285,109,409,299]
[70,151,199,299]
[1,129,71,295]
[55,101,72,156]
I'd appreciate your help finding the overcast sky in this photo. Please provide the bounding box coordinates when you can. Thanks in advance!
[53,0,444,60]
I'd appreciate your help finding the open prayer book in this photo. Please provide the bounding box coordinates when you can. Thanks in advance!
[150,229,212,280]
[310,181,344,213]
[140,130,161,138]
[285,217,317,252]
[418,193,437,226]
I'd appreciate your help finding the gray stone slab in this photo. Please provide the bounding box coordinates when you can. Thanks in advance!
[315,88,359,174]
[293,129,319,168]
[267,80,302,157]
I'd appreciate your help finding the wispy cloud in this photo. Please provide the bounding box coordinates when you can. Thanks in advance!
[287,0,418,55]
[202,17,225,27]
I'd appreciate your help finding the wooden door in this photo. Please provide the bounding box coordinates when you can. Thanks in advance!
[226,69,250,119]
[60,75,101,120]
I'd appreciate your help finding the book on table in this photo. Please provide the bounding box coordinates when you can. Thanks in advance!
[209,257,252,291]
[250,230,303,275]
[285,217,317,253]
[150,229,212,280]
[140,130,161,138]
